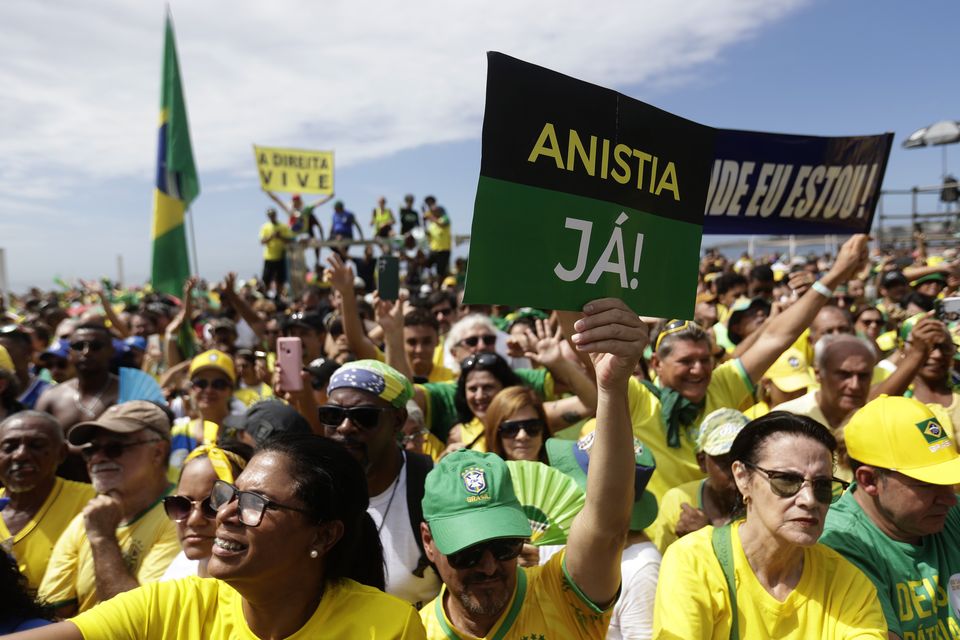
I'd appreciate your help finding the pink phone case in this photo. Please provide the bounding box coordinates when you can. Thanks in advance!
[276,337,303,391]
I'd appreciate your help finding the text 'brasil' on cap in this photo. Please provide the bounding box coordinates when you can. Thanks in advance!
[422,449,532,555]
[845,395,960,485]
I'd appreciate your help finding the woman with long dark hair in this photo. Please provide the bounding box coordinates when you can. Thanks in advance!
[10,434,426,639]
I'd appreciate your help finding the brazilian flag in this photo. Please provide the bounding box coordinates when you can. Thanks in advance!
[151,11,199,297]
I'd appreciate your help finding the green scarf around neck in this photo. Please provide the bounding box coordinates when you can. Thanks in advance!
[640,380,704,448]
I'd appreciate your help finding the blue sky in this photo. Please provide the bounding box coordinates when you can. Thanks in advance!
[2,0,956,292]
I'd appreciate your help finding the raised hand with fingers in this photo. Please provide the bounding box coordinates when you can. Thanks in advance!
[524,317,565,369]
[570,298,648,390]
[325,253,354,294]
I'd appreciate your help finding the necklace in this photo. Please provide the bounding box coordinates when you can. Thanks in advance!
[376,451,405,535]
[73,378,111,418]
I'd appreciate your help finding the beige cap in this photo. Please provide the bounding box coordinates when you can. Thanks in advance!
[68,400,171,446]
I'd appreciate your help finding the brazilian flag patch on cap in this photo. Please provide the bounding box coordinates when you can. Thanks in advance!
[916,418,947,445]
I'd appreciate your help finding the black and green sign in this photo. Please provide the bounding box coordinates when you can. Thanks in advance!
[463,53,715,317]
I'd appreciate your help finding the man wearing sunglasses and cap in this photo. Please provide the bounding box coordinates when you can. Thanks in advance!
[320,359,442,607]
[419,298,647,639]
[584,234,869,504]
[820,395,960,640]
[38,401,179,617]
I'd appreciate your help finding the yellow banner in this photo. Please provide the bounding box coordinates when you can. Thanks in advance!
[253,145,334,195]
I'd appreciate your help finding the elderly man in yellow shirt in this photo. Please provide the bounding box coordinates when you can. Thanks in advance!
[583,234,871,503]
[38,401,179,617]
[0,411,95,590]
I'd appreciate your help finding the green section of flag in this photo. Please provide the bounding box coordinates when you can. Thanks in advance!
[152,222,190,298]
[161,13,199,208]
[463,176,702,318]
[152,11,198,298]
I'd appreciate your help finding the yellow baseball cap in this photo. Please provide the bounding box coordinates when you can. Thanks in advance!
[0,345,13,373]
[764,347,814,393]
[845,395,960,485]
[188,349,236,383]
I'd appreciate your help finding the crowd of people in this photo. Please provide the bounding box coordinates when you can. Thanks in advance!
[0,217,959,638]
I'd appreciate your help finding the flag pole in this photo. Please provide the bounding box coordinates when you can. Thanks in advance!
[186,207,200,276]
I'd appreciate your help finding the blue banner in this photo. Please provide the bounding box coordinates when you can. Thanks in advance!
[702,129,893,235]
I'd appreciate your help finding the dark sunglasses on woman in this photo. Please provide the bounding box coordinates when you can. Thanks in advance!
[497,419,544,439]
[191,378,232,391]
[163,495,217,522]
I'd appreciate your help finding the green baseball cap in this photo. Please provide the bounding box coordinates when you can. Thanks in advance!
[422,449,532,555]
[545,432,658,531]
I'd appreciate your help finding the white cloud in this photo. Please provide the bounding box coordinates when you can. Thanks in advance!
[1,0,807,198]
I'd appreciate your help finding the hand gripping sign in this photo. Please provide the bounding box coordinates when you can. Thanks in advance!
[463,53,714,318]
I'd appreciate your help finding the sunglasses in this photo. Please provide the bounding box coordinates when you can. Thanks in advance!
[744,462,848,504]
[434,307,455,317]
[163,495,217,522]
[70,340,106,352]
[191,378,232,391]
[447,538,526,570]
[498,419,544,439]
[209,480,312,527]
[655,319,695,351]
[318,405,388,430]
[459,334,497,348]
[460,352,499,371]
[80,438,160,460]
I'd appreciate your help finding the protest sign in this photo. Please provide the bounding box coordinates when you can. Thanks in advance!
[253,145,334,195]
[703,130,892,235]
[463,53,715,318]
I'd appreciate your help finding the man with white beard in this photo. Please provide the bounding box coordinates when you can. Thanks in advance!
[0,411,95,590]
[38,401,179,617]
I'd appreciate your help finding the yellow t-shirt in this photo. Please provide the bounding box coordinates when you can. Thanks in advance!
[457,417,487,452]
[420,550,611,639]
[259,221,293,261]
[426,213,452,252]
[71,575,426,639]
[581,359,753,502]
[373,345,456,383]
[38,494,181,613]
[743,400,770,420]
[428,364,457,383]
[653,523,887,639]
[0,478,96,590]
[646,479,703,554]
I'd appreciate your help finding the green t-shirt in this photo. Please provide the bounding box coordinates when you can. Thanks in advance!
[820,485,960,638]
[419,368,549,442]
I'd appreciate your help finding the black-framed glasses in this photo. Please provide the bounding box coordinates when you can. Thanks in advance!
[460,352,499,371]
[191,378,232,391]
[80,438,160,460]
[163,495,217,522]
[70,340,106,352]
[318,405,388,430]
[447,538,526,570]
[498,419,544,439]
[744,462,848,504]
[209,479,312,527]
[459,334,497,348]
